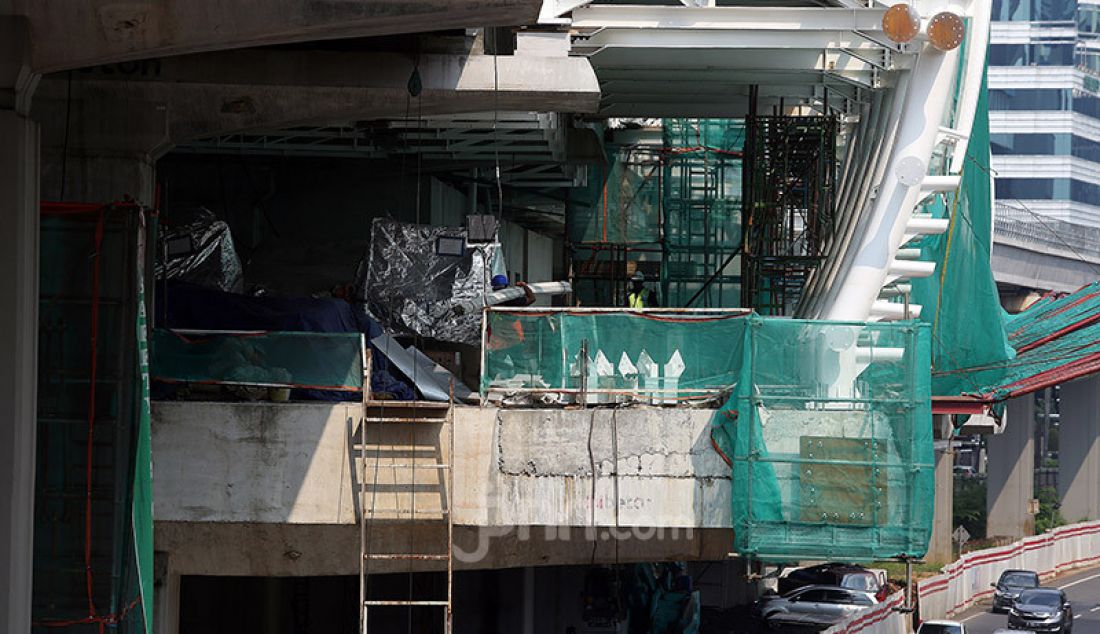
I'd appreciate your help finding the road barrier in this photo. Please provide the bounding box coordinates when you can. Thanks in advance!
[823,519,1100,634]
[917,519,1100,620]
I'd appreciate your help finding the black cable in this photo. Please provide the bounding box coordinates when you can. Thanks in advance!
[59,71,73,201]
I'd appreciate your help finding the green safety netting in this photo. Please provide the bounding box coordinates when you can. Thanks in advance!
[934,281,1100,401]
[152,329,365,391]
[711,318,934,561]
[908,64,1017,398]
[481,310,747,398]
[36,205,153,633]
[483,311,934,561]
[569,120,743,308]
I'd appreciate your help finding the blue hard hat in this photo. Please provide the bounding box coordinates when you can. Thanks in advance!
[491,274,509,290]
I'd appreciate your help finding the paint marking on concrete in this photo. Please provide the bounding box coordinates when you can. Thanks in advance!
[960,613,983,622]
[1059,572,1100,590]
[1089,606,1100,613]
[1074,614,1082,620]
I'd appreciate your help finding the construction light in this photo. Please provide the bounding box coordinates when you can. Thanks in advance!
[882,3,921,44]
[927,11,966,51]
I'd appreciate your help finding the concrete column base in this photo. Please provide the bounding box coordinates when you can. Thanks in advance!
[1059,376,1100,522]
[987,396,1036,539]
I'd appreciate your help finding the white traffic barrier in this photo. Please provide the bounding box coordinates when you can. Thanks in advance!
[824,592,908,634]
[917,519,1100,621]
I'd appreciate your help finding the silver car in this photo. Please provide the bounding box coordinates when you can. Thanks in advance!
[760,584,878,629]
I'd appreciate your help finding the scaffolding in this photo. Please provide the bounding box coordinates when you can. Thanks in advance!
[568,119,744,308]
[661,119,744,308]
[740,115,837,315]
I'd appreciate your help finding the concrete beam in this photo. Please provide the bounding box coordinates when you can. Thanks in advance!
[154,521,733,576]
[987,396,1036,539]
[1059,375,1100,522]
[34,50,600,142]
[35,94,169,203]
[14,0,542,73]
[0,16,39,114]
[150,402,730,528]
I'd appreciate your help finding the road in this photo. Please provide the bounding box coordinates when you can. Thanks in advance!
[956,567,1100,634]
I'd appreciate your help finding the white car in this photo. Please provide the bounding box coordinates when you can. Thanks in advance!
[918,620,967,634]
[759,585,878,629]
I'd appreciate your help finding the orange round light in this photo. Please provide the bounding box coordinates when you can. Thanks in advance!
[927,11,966,51]
[882,3,921,44]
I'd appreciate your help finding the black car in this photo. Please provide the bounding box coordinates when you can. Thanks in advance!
[992,569,1040,612]
[778,563,886,601]
[1008,588,1073,634]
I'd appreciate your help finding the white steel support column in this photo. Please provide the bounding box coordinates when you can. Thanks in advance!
[987,396,1036,539]
[825,42,959,320]
[1058,376,1100,522]
[0,16,40,634]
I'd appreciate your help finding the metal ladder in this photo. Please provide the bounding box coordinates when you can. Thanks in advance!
[358,373,454,634]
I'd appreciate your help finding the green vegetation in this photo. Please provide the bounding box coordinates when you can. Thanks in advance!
[953,476,987,541]
[1034,486,1066,534]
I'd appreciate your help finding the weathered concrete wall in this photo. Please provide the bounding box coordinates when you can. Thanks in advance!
[153,402,361,524]
[457,408,731,528]
[152,402,731,528]
[151,402,735,576]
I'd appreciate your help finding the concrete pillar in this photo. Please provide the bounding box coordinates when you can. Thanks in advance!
[987,395,1036,538]
[154,551,181,634]
[927,444,955,564]
[34,91,169,204]
[1058,375,1100,522]
[0,16,40,634]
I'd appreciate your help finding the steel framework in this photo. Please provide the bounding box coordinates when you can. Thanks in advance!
[741,115,837,315]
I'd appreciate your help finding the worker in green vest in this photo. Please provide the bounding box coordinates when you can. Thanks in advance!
[626,271,658,309]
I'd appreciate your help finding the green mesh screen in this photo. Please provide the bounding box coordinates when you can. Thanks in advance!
[482,309,748,399]
[569,120,743,308]
[711,318,934,561]
[908,63,1015,398]
[151,329,364,391]
[483,310,934,561]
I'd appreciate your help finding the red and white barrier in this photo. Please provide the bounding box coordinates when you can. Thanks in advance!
[824,592,909,634]
[918,520,1100,620]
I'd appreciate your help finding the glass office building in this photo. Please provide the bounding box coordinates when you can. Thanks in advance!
[990,0,1100,227]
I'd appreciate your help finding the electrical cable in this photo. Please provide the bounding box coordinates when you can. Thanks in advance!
[59,71,72,201]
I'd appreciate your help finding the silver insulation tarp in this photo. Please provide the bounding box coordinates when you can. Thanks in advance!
[157,208,244,292]
[363,218,498,344]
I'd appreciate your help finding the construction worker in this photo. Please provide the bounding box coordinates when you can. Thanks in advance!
[491,274,536,307]
[626,271,658,309]
[487,274,536,353]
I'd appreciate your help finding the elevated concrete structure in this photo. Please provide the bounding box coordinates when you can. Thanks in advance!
[150,402,734,578]
[13,0,542,72]
[152,402,730,530]
[33,48,600,144]
[987,396,1036,539]
[992,236,1100,294]
[1059,375,1100,523]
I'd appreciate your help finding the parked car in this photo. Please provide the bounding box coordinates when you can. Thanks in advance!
[991,569,1040,612]
[1008,588,1073,633]
[778,563,886,601]
[918,620,967,634]
[758,585,878,630]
